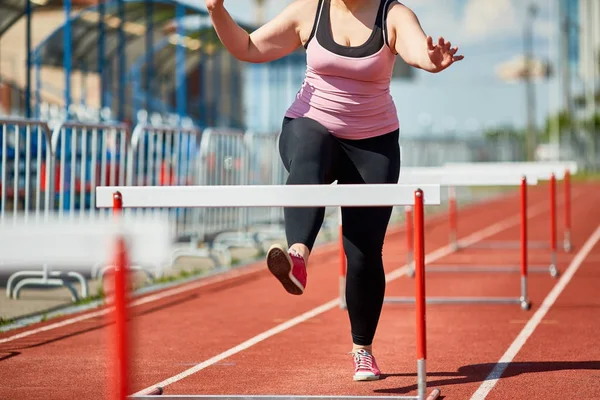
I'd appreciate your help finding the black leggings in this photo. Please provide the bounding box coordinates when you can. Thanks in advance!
[279,117,401,346]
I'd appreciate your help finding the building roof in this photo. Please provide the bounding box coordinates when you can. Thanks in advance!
[0,0,61,37]
[33,0,254,75]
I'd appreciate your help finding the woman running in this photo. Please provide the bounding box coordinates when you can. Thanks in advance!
[206,0,463,381]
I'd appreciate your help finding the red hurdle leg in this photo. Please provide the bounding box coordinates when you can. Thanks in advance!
[405,206,414,277]
[520,179,531,311]
[564,169,572,252]
[338,207,347,309]
[549,174,558,277]
[111,192,130,400]
[113,191,123,214]
[414,189,430,399]
[448,186,458,250]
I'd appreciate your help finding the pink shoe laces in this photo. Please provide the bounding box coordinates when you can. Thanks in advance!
[352,349,377,373]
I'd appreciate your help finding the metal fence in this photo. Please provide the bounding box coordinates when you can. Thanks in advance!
[1,119,52,223]
[0,118,290,301]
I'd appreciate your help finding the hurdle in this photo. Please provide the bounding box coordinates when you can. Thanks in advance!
[0,212,172,400]
[397,167,541,271]
[96,184,442,400]
[337,170,534,311]
[444,161,577,254]
[399,167,561,277]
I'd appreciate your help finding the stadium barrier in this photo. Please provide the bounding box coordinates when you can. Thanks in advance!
[0,118,298,300]
[0,118,89,300]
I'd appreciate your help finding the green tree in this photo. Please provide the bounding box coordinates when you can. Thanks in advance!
[483,125,525,142]
[542,111,575,142]
[542,110,600,141]
[581,112,600,138]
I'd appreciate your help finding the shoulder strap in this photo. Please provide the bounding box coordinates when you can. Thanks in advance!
[304,0,325,49]
[382,0,397,48]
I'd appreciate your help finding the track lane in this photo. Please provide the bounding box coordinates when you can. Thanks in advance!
[481,230,600,400]
[144,185,598,399]
[0,184,590,400]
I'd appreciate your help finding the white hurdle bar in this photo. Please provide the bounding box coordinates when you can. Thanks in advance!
[96,184,442,400]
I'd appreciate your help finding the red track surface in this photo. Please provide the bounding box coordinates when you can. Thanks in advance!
[1,182,599,400]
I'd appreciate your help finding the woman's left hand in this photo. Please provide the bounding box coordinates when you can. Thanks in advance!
[426,36,464,72]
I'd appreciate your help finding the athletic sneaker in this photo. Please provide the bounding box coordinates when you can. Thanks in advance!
[352,349,381,381]
[266,244,307,295]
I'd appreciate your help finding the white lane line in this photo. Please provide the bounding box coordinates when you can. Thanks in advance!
[133,202,552,396]
[469,224,600,400]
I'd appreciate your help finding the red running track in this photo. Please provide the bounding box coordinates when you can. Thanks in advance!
[0,182,599,400]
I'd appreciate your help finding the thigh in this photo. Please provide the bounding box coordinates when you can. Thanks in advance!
[278,117,341,183]
[338,130,401,253]
[337,130,401,186]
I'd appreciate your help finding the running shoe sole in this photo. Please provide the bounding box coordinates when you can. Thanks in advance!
[353,374,380,381]
[266,245,304,295]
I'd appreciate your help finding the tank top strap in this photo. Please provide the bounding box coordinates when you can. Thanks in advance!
[381,0,396,48]
[304,0,325,49]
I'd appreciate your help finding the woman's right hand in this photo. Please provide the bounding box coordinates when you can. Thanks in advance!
[205,0,224,11]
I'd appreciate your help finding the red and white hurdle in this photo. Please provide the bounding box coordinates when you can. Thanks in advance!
[444,161,577,255]
[337,162,577,310]
[338,168,538,311]
[93,183,442,400]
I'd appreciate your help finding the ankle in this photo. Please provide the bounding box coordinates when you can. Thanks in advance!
[289,244,310,264]
[352,344,373,354]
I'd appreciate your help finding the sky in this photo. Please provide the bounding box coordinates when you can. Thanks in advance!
[203,0,569,136]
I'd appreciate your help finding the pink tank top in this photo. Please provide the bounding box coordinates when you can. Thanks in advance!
[285,0,399,140]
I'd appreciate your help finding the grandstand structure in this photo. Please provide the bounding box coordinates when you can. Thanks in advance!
[0,0,255,128]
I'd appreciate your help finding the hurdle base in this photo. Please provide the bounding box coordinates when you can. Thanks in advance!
[420,265,557,275]
[457,240,550,250]
[130,394,441,400]
[563,238,572,253]
[425,389,441,400]
[384,296,531,310]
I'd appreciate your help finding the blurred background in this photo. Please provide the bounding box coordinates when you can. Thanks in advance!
[0,0,598,168]
[0,0,598,322]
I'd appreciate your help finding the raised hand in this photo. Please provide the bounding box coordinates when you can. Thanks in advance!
[205,0,224,11]
[426,36,464,72]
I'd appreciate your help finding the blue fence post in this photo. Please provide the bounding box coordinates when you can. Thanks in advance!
[145,0,154,113]
[25,0,32,118]
[198,57,204,126]
[98,0,106,110]
[35,52,41,118]
[176,3,187,118]
[213,53,220,125]
[118,0,126,121]
[64,0,72,115]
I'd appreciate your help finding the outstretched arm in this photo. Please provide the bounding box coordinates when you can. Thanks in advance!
[206,0,308,63]
[387,2,464,73]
